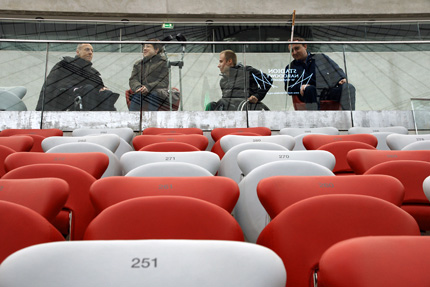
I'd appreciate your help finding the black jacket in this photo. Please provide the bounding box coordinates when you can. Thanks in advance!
[220,64,272,101]
[284,53,346,95]
[36,56,105,111]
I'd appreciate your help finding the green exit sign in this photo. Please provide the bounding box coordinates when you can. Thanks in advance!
[162,23,174,29]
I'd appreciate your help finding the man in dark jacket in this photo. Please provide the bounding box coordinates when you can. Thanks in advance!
[284,37,355,110]
[209,50,272,111]
[36,43,118,111]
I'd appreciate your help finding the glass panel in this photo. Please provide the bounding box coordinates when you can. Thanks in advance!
[411,98,430,134]
[344,42,430,111]
[0,41,46,111]
[0,18,429,119]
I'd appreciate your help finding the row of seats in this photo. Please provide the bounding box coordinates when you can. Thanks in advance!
[0,193,427,287]
[1,126,430,287]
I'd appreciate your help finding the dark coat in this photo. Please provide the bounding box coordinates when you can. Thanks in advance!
[220,64,273,102]
[36,56,105,111]
[129,54,169,94]
[284,53,346,95]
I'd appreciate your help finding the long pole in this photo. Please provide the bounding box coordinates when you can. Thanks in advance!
[285,10,296,110]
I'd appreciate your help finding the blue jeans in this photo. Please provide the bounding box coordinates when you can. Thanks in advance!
[129,91,161,111]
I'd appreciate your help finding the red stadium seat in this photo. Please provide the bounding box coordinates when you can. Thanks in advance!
[0,145,15,177]
[0,129,63,152]
[0,201,64,263]
[0,178,68,223]
[303,133,378,150]
[318,236,430,287]
[0,128,63,137]
[4,152,109,179]
[2,164,97,240]
[316,141,376,174]
[257,194,420,287]
[347,149,430,175]
[291,94,341,110]
[0,136,33,152]
[257,175,405,219]
[90,176,239,214]
[133,134,208,151]
[84,196,244,241]
[364,160,430,231]
[211,127,271,142]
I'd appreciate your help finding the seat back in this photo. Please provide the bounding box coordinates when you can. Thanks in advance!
[347,149,430,175]
[138,141,201,152]
[125,162,213,177]
[386,133,430,150]
[71,130,134,158]
[364,160,430,230]
[42,134,121,153]
[218,142,288,183]
[133,134,208,151]
[211,127,271,142]
[0,136,33,152]
[401,140,430,150]
[280,127,339,151]
[120,151,220,175]
[211,132,260,159]
[348,126,408,150]
[142,127,203,135]
[0,128,63,137]
[220,135,295,153]
[0,91,27,111]
[46,142,122,177]
[0,145,15,177]
[90,176,239,213]
[84,196,244,241]
[423,175,430,202]
[0,178,69,222]
[317,141,377,174]
[318,236,429,287]
[365,160,430,204]
[5,151,109,179]
[0,201,64,263]
[280,127,339,137]
[1,131,57,152]
[72,127,134,144]
[348,126,408,135]
[303,134,378,150]
[257,174,405,219]
[236,160,335,242]
[0,240,286,287]
[2,164,97,240]
[257,194,420,287]
[238,149,336,175]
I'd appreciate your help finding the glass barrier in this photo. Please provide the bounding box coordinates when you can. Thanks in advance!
[411,98,430,134]
[0,18,429,116]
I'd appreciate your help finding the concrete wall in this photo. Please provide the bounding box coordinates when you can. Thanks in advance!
[0,0,428,20]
